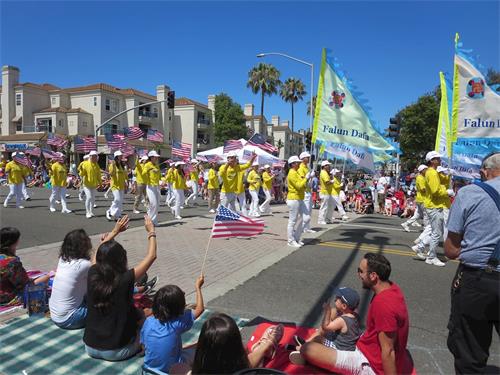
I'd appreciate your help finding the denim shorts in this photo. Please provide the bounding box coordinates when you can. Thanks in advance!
[85,335,140,361]
[53,301,87,330]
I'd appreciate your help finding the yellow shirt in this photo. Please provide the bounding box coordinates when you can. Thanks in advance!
[297,163,311,193]
[165,167,175,184]
[439,173,451,209]
[50,162,67,187]
[236,170,246,195]
[190,170,199,182]
[262,171,273,190]
[172,169,187,190]
[424,167,450,209]
[208,168,219,190]
[415,174,427,204]
[331,176,343,197]
[287,168,307,200]
[22,165,33,177]
[143,161,160,186]
[80,160,101,189]
[219,161,252,193]
[320,169,333,195]
[6,161,27,184]
[134,160,147,185]
[108,163,127,191]
[247,170,261,191]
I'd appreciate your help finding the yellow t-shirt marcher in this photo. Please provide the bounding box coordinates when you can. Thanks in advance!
[108,163,127,191]
[320,169,333,195]
[219,161,252,193]
[143,161,160,187]
[424,167,449,209]
[6,160,28,185]
[287,169,307,200]
[247,169,261,191]
[262,170,273,191]
[80,160,102,189]
[51,162,68,187]
[208,168,219,190]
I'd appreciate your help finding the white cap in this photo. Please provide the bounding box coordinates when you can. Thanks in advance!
[89,150,98,156]
[299,151,311,160]
[191,159,199,164]
[252,161,259,166]
[83,154,90,160]
[18,152,25,155]
[12,152,17,157]
[321,160,331,167]
[425,151,442,162]
[56,152,64,157]
[113,150,123,157]
[331,168,340,174]
[140,155,149,161]
[227,151,238,158]
[288,155,300,164]
[264,164,271,169]
[437,166,450,174]
[148,150,160,157]
[417,164,428,172]
[174,161,185,167]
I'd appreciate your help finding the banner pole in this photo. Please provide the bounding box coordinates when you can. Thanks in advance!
[200,234,213,276]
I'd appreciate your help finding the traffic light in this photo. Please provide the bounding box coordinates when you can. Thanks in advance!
[387,117,401,142]
[167,91,175,109]
[305,131,312,151]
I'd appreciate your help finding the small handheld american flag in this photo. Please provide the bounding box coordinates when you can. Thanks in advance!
[211,205,264,239]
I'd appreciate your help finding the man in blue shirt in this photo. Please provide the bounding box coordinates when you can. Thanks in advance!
[445,152,500,374]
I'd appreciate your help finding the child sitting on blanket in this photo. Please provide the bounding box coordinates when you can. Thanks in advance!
[140,275,205,374]
[289,287,362,365]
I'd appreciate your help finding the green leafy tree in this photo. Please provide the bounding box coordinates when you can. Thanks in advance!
[276,138,284,154]
[280,78,306,133]
[247,63,281,127]
[213,93,247,146]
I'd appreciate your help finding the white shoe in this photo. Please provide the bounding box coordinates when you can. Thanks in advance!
[414,238,421,244]
[106,210,113,221]
[411,222,422,227]
[318,221,327,225]
[55,200,61,204]
[180,206,184,209]
[425,257,445,267]
[411,245,420,254]
[298,240,305,246]
[289,351,306,365]
[288,241,302,248]
[342,215,349,221]
[18,206,24,209]
[78,195,84,201]
[93,204,97,208]
[401,223,410,232]
[62,209,72,214]
[175,215,182,220]
[104,195,108,199]
[86,213,92,219]
[133,209,140,214]
[65,194,71,198]
[304,229,316,233]
[209,209,216,213]
[49,207,56,212]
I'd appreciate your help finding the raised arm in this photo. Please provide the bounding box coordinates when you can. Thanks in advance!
[133,215,157,281]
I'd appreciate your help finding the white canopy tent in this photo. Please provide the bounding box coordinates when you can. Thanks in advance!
[197,139,283,165]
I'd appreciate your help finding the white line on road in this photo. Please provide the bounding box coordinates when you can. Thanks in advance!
[337,222,417,233]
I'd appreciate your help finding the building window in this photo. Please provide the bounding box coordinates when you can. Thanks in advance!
[105,98,110,111]
[153,107,158,117]
[93,97,97,106]
[37,118,52,132]
[101,123,118,135]
[82,121,88,128]
[111,99,118,113]
[51,97,56,105]
[59,119,63,127]
[16,123,22,131]
[16,94,21,106]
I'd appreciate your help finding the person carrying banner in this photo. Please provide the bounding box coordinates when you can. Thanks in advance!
[144,151,161,225]
[219,151,256,211]
[207,161,220,213]
[49,153,72,214]
[287,156,308,248]
[318,160,335,225]
[185,159,200,207]
[298,152,315,233]
[106,151,127,221]
[259,164,274,215]
[171,161,188,220]
[79,151,101,219]
[3,152,30,209]
[331,168,348,221]
[402,165,427,231]
[133,155,149,214]
[247,161,262,217]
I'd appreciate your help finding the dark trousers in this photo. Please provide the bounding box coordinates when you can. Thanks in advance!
[447,265,500,374]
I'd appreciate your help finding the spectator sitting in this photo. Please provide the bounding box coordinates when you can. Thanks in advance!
[353,190,365,213]
[384,190,394,216]
[83,215,157,361]
[141,275,205,374]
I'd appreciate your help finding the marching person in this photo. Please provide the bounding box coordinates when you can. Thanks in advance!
[236,167,248,215]
[106,151,127,221]
[3,152,30,209]
[247,161,262,217]
[21,157,33,202]
[78,154,89,202]
[49,152,72,214]
[318,160,335,225]
[172,161,187,220]
[207,161,220,213]
[185,159,200,206]
[259,164,274,215]
[143,150,161,226]
[437,165,453,240]
[402,164,427,232]
[331,168,349,221]
[133,154,149,214]
[80,150,101,219]
[298,152,315,233]
[287,156,308,248]
[219,151,256,211]
[164,161,175,207]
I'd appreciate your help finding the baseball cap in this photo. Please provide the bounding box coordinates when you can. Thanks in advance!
[252,161,259,166]
[417,164,428,172]
[88,150,98,156]
[288,155,300,164]
[227,151,238,158]
[264,164,271,169]
[191,159,199,164]
[113,150,123,157]
[12,152,17,157]
[335,287,360,310]
[299,151,311,160]
[321,160,331,167]
[140,155,149,161]
[425,151,442,162]
[174,161,185,167]
[83,154,90,160]
[148,150,160,158]
[331,168,340,174]
[436,166,446,173]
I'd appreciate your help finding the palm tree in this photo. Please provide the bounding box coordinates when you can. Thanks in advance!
[307,95,317,117]
[280,78,306,133]
[276,138,284,156]
[247,63,281,131]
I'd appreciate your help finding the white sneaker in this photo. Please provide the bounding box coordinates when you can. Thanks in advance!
[62,209,72,214]
[288,241,302,248]
[411,245,420,254]
[86,213,92,219]
[133,209,140,214]
[401,223,410,232]
[304,229,316,233]
[55,200,61,204]
[414,238,421,244]
[425,257,445,267]
[411,222,422,227]
[78,195,84,201]
[93,204,97,208]
[18,206,24,209]
[318,221,328,225]
[106,210,113,221]
[65,194,71,198]
[49,207,56,212]
[180,206,184,209]
[175,216,182,220]
[209,209,216,213]
[289,351,306,365]
[298,240,305,246]
[342,215,349,221]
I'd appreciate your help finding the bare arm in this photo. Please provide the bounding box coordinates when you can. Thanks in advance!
[101,215,130,243]
[379,331,398,375]
[192,275,205,319]
[133,215,157,281]
[445,231,463,260]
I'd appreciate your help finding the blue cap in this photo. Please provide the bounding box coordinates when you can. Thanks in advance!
[335,287,360,310]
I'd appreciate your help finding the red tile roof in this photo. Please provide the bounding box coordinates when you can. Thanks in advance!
[175,97,208,109]
[35,107,91,114]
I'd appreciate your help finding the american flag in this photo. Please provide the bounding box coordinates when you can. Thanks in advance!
[13,153,31,168]
[172,141,192,159]
[147,129,164,143]
[248,133,278,154]
[211,205,265,239]
[121,142,135,157]
[74,135,96,153]
[105,133,126,149]
[42,148,59,159]
[223,140,243,154]
[273,160,286,168]
[25,147,41,158]
[196,154,222,163]
[47,133,68,148]
[124,126,144,140]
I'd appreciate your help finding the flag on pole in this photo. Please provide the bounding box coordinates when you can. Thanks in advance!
[147,129,164,143]
[105,133,126,149]
[42,148,59,159]
[223,139,243,153]
[248,133,278,154]
[47,133,68,148]
[172,141,192,159]
[74,135,96,152]
[435,72,453,160]
[211,205,265,239]
[25,147,41,157]
[124,126,144,140]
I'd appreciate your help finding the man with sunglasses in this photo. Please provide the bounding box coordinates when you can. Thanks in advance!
[445,152,500,374]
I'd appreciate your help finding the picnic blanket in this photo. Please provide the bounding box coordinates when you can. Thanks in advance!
[0,309,248,375]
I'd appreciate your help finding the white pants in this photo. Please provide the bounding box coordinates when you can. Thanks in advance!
[4,183,23,207]
[237,192,247,215]
[83,187,96,216]
[174,189,185,218]
[287,199,305,243]
[146,185,160,225]
[428,208,444,259]
[416,208,432,250]
[165,183,174,205]
[109,189,124,219]
[443,207,449,241]
[249,190,260,216]
[49,186,68,211]
[319,194,334,223]
[405,203,424,226]
[332,195,346,216]
[221,192,237,212]
[186,182,198,205]
[22,182,30,199]
[260,188,272,214]
[303,191,312,229]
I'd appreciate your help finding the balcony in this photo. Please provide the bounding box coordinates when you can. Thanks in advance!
[138,111,158,123]
[197,118,211,129]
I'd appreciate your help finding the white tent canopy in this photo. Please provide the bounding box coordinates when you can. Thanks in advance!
[197,138,282,165]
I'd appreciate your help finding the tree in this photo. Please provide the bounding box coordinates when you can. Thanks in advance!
[247,63,281,128]
[213,93,247,146]
[280,78,306,133]
[276,138,284,154]
[307,95,317,117]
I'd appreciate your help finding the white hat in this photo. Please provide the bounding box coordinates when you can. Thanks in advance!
[227,151,238,158]
[191,159,199,164]
[18,152,25,155]
[425,151,442,162]
[264,164,271,169]
[288,155,300,164]
[252,161,259,166]
[417,164,428,172]
[331,168,340,174]
[174,161,185,167]
[113,150,123,157]
[436,166,446,173]
[148,150,160,157]
[321,160,331,167]
[56,152,64,157]
[140,155,149,161]
[83,154,90,160]
[89,150,98,156]
[12,152,17,157]
[299,151,311,160]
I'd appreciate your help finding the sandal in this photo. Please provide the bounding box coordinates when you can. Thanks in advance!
[250,324,284,360]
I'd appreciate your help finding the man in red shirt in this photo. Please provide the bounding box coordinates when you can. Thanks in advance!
[300,253,415,375]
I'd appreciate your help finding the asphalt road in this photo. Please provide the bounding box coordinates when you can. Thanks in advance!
[0,186,210,249]
[208,214,500,374]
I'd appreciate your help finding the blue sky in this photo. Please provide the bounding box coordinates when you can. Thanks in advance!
[1,1,498,133]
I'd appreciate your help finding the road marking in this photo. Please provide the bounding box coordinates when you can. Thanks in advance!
[318,241,459,263]
[336,222,418,232]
